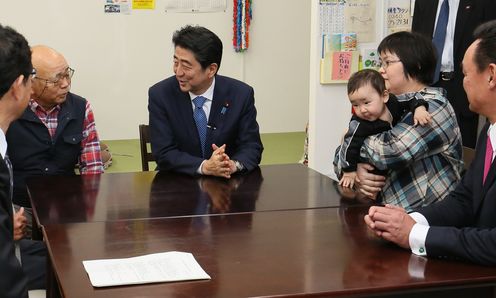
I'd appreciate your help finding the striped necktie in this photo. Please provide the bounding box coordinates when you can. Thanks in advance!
[193,96,208,157]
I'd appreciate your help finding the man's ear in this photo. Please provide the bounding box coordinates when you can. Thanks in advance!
[10,75,26,101]
[488,63,496,88]
[207,63,218,78]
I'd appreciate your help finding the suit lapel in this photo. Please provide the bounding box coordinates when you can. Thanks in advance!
[473,124,492,213]
[426,0,439,36]
[177,90,202,153]
[204,76,229,157]
[482,135,496,197]
[0,156,12,219]
[453,0,474,53]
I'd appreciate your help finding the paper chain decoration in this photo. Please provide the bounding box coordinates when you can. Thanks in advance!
[233,0,252,52]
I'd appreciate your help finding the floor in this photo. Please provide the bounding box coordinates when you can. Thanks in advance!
[102,132,306,173]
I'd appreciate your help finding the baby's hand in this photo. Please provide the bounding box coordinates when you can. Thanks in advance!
[413,106,432,126]
[339,171,357,188]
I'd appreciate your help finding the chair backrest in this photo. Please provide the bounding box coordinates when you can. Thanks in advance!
[462,146,476,172]
[139,124,155,171]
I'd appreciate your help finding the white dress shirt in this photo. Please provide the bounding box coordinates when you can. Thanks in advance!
[0,128,7,159]
[189,77,215,120]
[434,0,460,72]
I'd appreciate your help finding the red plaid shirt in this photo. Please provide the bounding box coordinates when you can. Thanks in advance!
[29,99,104,174]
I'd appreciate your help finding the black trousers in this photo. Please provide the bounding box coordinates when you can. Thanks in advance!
[20,239,46,290]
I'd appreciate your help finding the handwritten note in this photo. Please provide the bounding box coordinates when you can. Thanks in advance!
[332,52,353,81]
[386,0,412,34]
[344,0,375,43]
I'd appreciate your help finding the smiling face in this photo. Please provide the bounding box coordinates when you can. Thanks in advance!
[31,46,71,110]
[173,46,217,95]
[462,41,486,115]
[349,83,389,122]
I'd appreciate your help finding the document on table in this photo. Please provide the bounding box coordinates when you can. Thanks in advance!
[82,251,211,287]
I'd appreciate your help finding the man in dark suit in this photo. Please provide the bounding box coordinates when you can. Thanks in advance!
[149,25,263,178]
[412,0,496,148]
[0,24,33,298]
[364,20,496,265]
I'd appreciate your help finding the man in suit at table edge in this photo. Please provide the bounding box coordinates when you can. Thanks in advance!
[412,0,496,148]
[364,20,496,265]
[0,24,35,298]
[148,25,263,179]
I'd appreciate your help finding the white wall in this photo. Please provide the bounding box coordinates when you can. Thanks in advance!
[0,1,310,140]
[308,1,385,178]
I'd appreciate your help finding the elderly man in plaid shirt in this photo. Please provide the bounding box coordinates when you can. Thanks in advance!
[6,45,104,239]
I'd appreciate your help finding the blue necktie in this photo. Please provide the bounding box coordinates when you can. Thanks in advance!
[193,96,208,157]
[432,0,449,83]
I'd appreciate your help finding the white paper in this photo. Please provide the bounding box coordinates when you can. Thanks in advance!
[82,251,211,287]
[164,0,226,12]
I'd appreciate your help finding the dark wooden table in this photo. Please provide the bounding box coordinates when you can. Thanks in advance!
[43,207,496,298]
[28,164,364,227]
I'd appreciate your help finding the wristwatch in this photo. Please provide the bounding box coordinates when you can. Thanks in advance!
[233,160,244,172]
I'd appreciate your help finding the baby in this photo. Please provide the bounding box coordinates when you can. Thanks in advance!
[336,69,431,188]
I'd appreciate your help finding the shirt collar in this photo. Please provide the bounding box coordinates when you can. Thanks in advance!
[0,128,6,159]
[394,87,445,102]
[29,98,61,114]
[488,123,496,151]
[189,77,215,102]
[395,88,427,102]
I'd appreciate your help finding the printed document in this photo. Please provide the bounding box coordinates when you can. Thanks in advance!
[82,251,211,287]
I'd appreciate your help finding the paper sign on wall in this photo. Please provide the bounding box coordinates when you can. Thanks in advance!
[133,0,155,9]
[332,52,353,80]
[320,51,359,84]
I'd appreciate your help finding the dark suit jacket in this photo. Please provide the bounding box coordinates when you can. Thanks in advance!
[0,155,28,297]
[412,0,496,118]
[412,0,496,147]
[148,75,263,175]
[419,123,496,265]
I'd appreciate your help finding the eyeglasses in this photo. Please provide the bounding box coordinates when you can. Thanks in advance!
[378,60,401,69]
[30,68,37,80]
[34,67,74,87]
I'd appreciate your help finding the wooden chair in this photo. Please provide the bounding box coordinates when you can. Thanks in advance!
[462,146,476,172]
[139,124,155,171]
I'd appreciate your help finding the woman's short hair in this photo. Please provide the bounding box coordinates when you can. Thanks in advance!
[378,31,436,85]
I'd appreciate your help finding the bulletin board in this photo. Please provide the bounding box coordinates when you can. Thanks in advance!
[319,0,412,84]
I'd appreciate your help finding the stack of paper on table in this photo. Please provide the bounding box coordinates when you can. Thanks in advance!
[82,251,211,287]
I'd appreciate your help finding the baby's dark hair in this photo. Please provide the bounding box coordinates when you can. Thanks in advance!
[347,69,386,96]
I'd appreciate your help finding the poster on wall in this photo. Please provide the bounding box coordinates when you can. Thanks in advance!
[104,0,131,14]
[320,51,359,84]
[386,0,412,34]
[344,0,376,43]
[133,0,155,9]
[319,0,345,37]
[165,0,227,12]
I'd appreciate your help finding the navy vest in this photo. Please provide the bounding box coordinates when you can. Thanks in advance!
[6,93,87,207]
